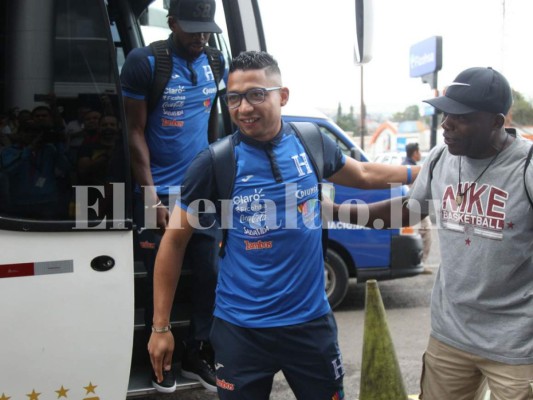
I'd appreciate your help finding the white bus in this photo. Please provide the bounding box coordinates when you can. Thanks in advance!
[0,0,265,397]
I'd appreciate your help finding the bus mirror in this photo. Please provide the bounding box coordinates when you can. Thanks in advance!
[354,0,373,64]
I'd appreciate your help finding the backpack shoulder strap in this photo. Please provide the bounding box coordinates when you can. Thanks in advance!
[429,145,447,182]
[288,121,329,259]
[148,40,172,114]
[209,135,235,257]
[524,143,533,208]
[289,121,324,182]
[204,46,224,87]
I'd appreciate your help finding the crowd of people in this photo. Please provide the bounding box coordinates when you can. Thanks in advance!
[0,95,121,220]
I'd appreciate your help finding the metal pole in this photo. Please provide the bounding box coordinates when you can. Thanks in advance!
[360,65,366,150]
[430,85,439,149]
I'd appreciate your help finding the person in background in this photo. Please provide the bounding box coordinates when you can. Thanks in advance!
[120,0,225,393]
[332,67,533,400]
[402,142,433,273]
[148,50,420,399]
[0,118,70,219]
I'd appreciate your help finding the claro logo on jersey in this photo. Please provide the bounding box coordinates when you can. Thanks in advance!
[244,240,273,250]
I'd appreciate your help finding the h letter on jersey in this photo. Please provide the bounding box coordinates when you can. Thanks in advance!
[291,153,312,177]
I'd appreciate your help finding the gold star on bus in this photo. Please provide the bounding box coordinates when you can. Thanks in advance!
[55,386,69,398]
[26,389,40,400]
[0,393,11,400]
[84,382,97,394]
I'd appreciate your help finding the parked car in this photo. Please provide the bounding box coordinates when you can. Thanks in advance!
[282,107,424,309]
[373,150,428,165]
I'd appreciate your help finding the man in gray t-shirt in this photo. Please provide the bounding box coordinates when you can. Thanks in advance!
[334,67,533,400]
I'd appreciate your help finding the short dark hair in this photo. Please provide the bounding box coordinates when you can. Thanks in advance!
[229,51,281,77]
[405,142,419,157]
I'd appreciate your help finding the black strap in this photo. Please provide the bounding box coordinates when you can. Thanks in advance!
[204,46,223,88]
[209,136,235,257]
[148,40,172,114]
[429,146,446,182]
[289,121,325,181]
[525,144,533,208]
[147,41,224,114]
[289,121,328,259]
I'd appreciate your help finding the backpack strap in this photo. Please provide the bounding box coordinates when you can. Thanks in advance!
[289,121,329,259]
[209,135,235,257]
[148,40,172,114]
[524,143,533,208]
[147,41,224,114]
[289,121,325,181]
[204,46,224,87]
[429,145,446,182]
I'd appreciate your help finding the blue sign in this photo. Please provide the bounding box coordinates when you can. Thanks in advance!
[397,137,407,152]
[409,36,442,78]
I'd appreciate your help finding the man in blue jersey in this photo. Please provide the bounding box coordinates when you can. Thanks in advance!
[120,0,224,393]
[148,51,419,399]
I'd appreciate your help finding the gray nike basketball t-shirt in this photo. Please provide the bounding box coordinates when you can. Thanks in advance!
[408,137,533,364]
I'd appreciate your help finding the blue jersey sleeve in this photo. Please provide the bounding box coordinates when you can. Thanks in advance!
[120,46,153,100]
[322,132,346,178]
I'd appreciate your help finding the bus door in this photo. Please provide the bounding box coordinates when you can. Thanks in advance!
[0,1,134,398]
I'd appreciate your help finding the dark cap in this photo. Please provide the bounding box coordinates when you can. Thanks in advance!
[423,67,512,115]
[168,0,222,34]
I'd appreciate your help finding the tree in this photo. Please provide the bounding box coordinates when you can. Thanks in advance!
[510,89,533,125]
[391,105,420,122]
[335,102,359,135]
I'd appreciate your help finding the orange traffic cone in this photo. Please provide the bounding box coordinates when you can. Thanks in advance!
[359,280,408,400]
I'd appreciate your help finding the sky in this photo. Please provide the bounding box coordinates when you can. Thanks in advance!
[257,0,533,116]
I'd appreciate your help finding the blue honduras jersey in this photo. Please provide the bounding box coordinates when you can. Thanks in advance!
[120,37,218,195]
[180,122,346,328]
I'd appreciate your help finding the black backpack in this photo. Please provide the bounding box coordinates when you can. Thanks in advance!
[428,131,533,207]
[147,40,224,113]
[209,122,329,258]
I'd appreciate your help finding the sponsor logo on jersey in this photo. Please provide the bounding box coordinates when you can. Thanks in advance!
[161,118,184,127]
[244,240,273,250]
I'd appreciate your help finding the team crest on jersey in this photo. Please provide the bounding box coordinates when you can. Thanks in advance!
[291,152,312,176]
[203,65,215,81]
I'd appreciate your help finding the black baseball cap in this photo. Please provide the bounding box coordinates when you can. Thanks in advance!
[168,0,222,34]
[423,67,512,115]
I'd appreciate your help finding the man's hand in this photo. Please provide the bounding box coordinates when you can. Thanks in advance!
[148,331,175,383]
[156,206,170,234]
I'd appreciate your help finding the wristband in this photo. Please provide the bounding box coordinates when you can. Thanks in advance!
[145,199,162,209]
[151,324,171,333]
[406,165,412,185]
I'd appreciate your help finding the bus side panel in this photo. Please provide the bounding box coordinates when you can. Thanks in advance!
[0,231,134,399]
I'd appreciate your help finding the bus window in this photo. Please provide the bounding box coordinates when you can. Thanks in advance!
[0,0,129,229]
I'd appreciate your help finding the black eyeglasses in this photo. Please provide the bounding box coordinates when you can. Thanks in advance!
[223,87,281,109]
